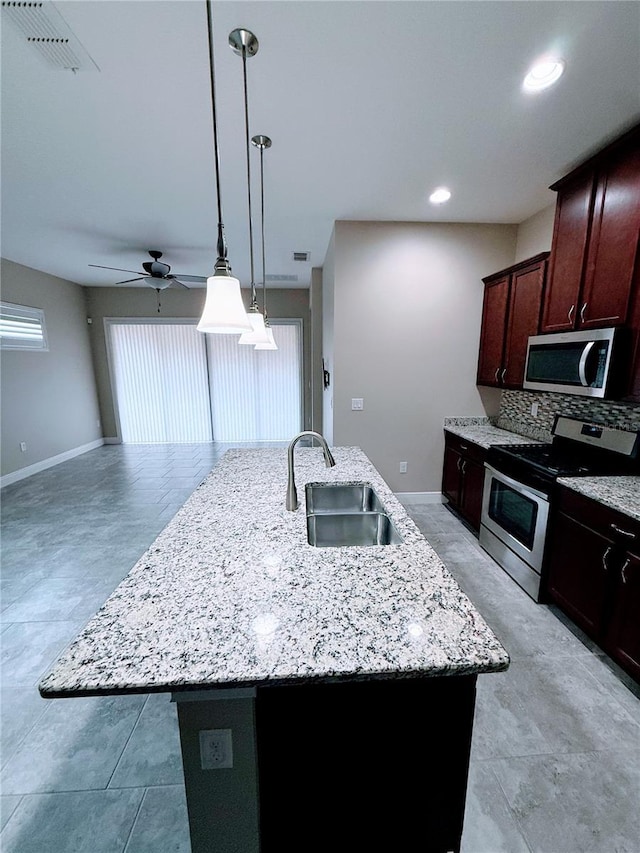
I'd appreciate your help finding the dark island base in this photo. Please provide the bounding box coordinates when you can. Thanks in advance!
[176,674,477,852]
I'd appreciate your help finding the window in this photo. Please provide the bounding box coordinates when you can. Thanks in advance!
[0,302,48,350]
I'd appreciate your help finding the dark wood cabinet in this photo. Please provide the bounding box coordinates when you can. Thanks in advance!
[477,253,548,389]
[442,432,487,533]
[542,127,640,334]
[546,486,640,682]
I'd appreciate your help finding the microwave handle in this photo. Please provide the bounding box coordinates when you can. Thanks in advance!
[578,341,595,386]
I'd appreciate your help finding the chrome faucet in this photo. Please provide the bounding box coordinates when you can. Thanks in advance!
[286,431,336,511]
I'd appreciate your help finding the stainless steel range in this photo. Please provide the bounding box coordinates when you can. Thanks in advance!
[479,416,639,601]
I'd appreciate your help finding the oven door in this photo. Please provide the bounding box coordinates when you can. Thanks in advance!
[480,465,549,572]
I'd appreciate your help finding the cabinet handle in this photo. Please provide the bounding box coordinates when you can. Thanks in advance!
[621,557,631,584]
[568,304,575,322]
[602,546,613,572]
[610,523,636,540]
[580,302,588,323]
[494,367,500,383]
[456,456,462,471]
[461,460,467,474]
[460,444,468,451]
[501,368,507,383]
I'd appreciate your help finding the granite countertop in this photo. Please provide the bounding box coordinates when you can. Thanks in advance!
[443,417,544,450]
[39,447,509,698]
[557,476,640,524]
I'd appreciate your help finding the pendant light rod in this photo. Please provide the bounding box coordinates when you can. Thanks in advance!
[204,0,228,270]
[229,28,259,309]
[252,134,272,321]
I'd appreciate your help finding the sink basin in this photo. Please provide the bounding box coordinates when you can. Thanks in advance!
[305,482,386,514]
[307,511,403,547]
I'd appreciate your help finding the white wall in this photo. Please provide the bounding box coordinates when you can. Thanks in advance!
[514,203,555,263]
[327,221,516,492]
[1,259,102,478]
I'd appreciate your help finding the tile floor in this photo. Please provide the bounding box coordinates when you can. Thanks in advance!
[1,444,638,852]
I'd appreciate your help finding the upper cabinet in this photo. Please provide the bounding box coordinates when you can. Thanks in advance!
[541,127,640,334]
[477,253,549,388]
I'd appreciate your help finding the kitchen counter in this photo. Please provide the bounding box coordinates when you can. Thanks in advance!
[557,475,640,523]
[443,416,543,449]
[39,446,509,698]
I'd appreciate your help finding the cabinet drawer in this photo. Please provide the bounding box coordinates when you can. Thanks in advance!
[555,486,640,543]
[443,433,487,465]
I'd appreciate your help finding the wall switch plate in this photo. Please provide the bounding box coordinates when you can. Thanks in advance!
[19,442,27,452]
[399,461,408,473]
[351,398,364,411]
[531,402,539,417]
[199,729,233,770]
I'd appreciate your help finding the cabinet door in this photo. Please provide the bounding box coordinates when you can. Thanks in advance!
[442,444,462,508]
[580,144,640,329]
[459,457,485,532]
[477,275,510,386]
[606,550,640,682]
[502,257,547,387]
[541,171,595,333]
[546,511,614,639]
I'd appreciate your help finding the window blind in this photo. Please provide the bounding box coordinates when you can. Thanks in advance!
[0,302,48,350]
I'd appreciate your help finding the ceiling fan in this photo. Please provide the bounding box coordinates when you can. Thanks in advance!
[89,250,207,290]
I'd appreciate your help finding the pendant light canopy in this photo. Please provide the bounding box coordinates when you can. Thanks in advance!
[251,134,278,350]
[197,2,251,334]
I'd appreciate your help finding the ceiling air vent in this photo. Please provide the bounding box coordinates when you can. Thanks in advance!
[266,274,299,283]
[1,1,99,71]
[292,252,310,262]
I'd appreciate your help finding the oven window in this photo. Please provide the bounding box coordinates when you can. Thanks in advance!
[488,480,538,551]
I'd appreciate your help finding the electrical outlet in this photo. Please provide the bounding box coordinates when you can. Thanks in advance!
[351,398,364,411]
[399,461,408,473]
[199,729,233,769]
[531,402,539,417]
[19,442,27,452]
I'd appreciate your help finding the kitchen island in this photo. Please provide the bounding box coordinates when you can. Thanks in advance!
[40,447,509,852]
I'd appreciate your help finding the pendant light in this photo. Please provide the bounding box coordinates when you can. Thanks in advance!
[197,2,251,334]
[252,135,278,350]
[231,28,271,347]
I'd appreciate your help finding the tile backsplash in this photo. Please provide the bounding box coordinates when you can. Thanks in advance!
[497,390,640,442]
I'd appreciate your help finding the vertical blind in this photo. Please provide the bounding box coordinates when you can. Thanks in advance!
[110,323,213,443]
[207,323,302,441]
[108,321,302,444]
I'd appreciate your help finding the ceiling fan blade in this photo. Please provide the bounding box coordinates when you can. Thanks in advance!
[115,277,146,284]
[171,279,189,290]
[89,264,146,275]
[172,273,208,282]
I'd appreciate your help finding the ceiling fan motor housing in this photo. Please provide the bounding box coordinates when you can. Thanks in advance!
[143,260,171,277]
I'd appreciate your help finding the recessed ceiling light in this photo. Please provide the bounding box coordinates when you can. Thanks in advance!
[429,186,451,205]
[523,57,565,92]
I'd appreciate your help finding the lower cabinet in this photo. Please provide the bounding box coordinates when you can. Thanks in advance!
[546,486,640,682]
[442,432,486,533]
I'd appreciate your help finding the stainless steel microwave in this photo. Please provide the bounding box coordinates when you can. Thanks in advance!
[523,327,618,397]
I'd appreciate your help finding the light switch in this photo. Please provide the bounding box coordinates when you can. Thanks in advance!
[351,398,364,411]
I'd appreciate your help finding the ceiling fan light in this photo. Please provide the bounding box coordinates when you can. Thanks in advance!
[197,273,252,334]
[238,310,270,344]
[254,326,278,350]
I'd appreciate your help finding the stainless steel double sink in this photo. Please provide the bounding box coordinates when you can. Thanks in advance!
[305,483,403,547]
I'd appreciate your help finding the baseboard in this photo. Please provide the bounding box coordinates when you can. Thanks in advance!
[1,439,105,488]
[394,491,445,505]
[103,437,121,445]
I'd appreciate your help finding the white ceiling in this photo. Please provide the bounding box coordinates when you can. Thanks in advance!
[2,1,639,290]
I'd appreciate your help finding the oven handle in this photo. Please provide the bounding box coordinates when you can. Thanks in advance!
[484,464,550,502]
[578,341,595,387]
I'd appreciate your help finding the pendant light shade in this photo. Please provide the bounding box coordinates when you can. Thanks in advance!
[254,326,277,350]
[197,272,251,333]
[238,309,271,344]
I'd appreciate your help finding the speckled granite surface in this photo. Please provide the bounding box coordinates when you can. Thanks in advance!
[39,447,509,698]
[557,476,640,524]
[443,418,544,450]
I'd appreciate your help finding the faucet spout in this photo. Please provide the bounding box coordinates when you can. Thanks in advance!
[286,430,336,511]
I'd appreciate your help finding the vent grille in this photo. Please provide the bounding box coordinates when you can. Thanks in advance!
[2,0,99,71]
[292,252,310,262]
[265,274,299,283]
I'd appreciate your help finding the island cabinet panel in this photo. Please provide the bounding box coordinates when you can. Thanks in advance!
[545,486,640,682]
[542,125,640,334]
[476,253,549,390]
[442,432,487,533]
[256,675,477,852]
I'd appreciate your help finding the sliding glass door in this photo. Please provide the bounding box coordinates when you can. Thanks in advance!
[107,319,302,443]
